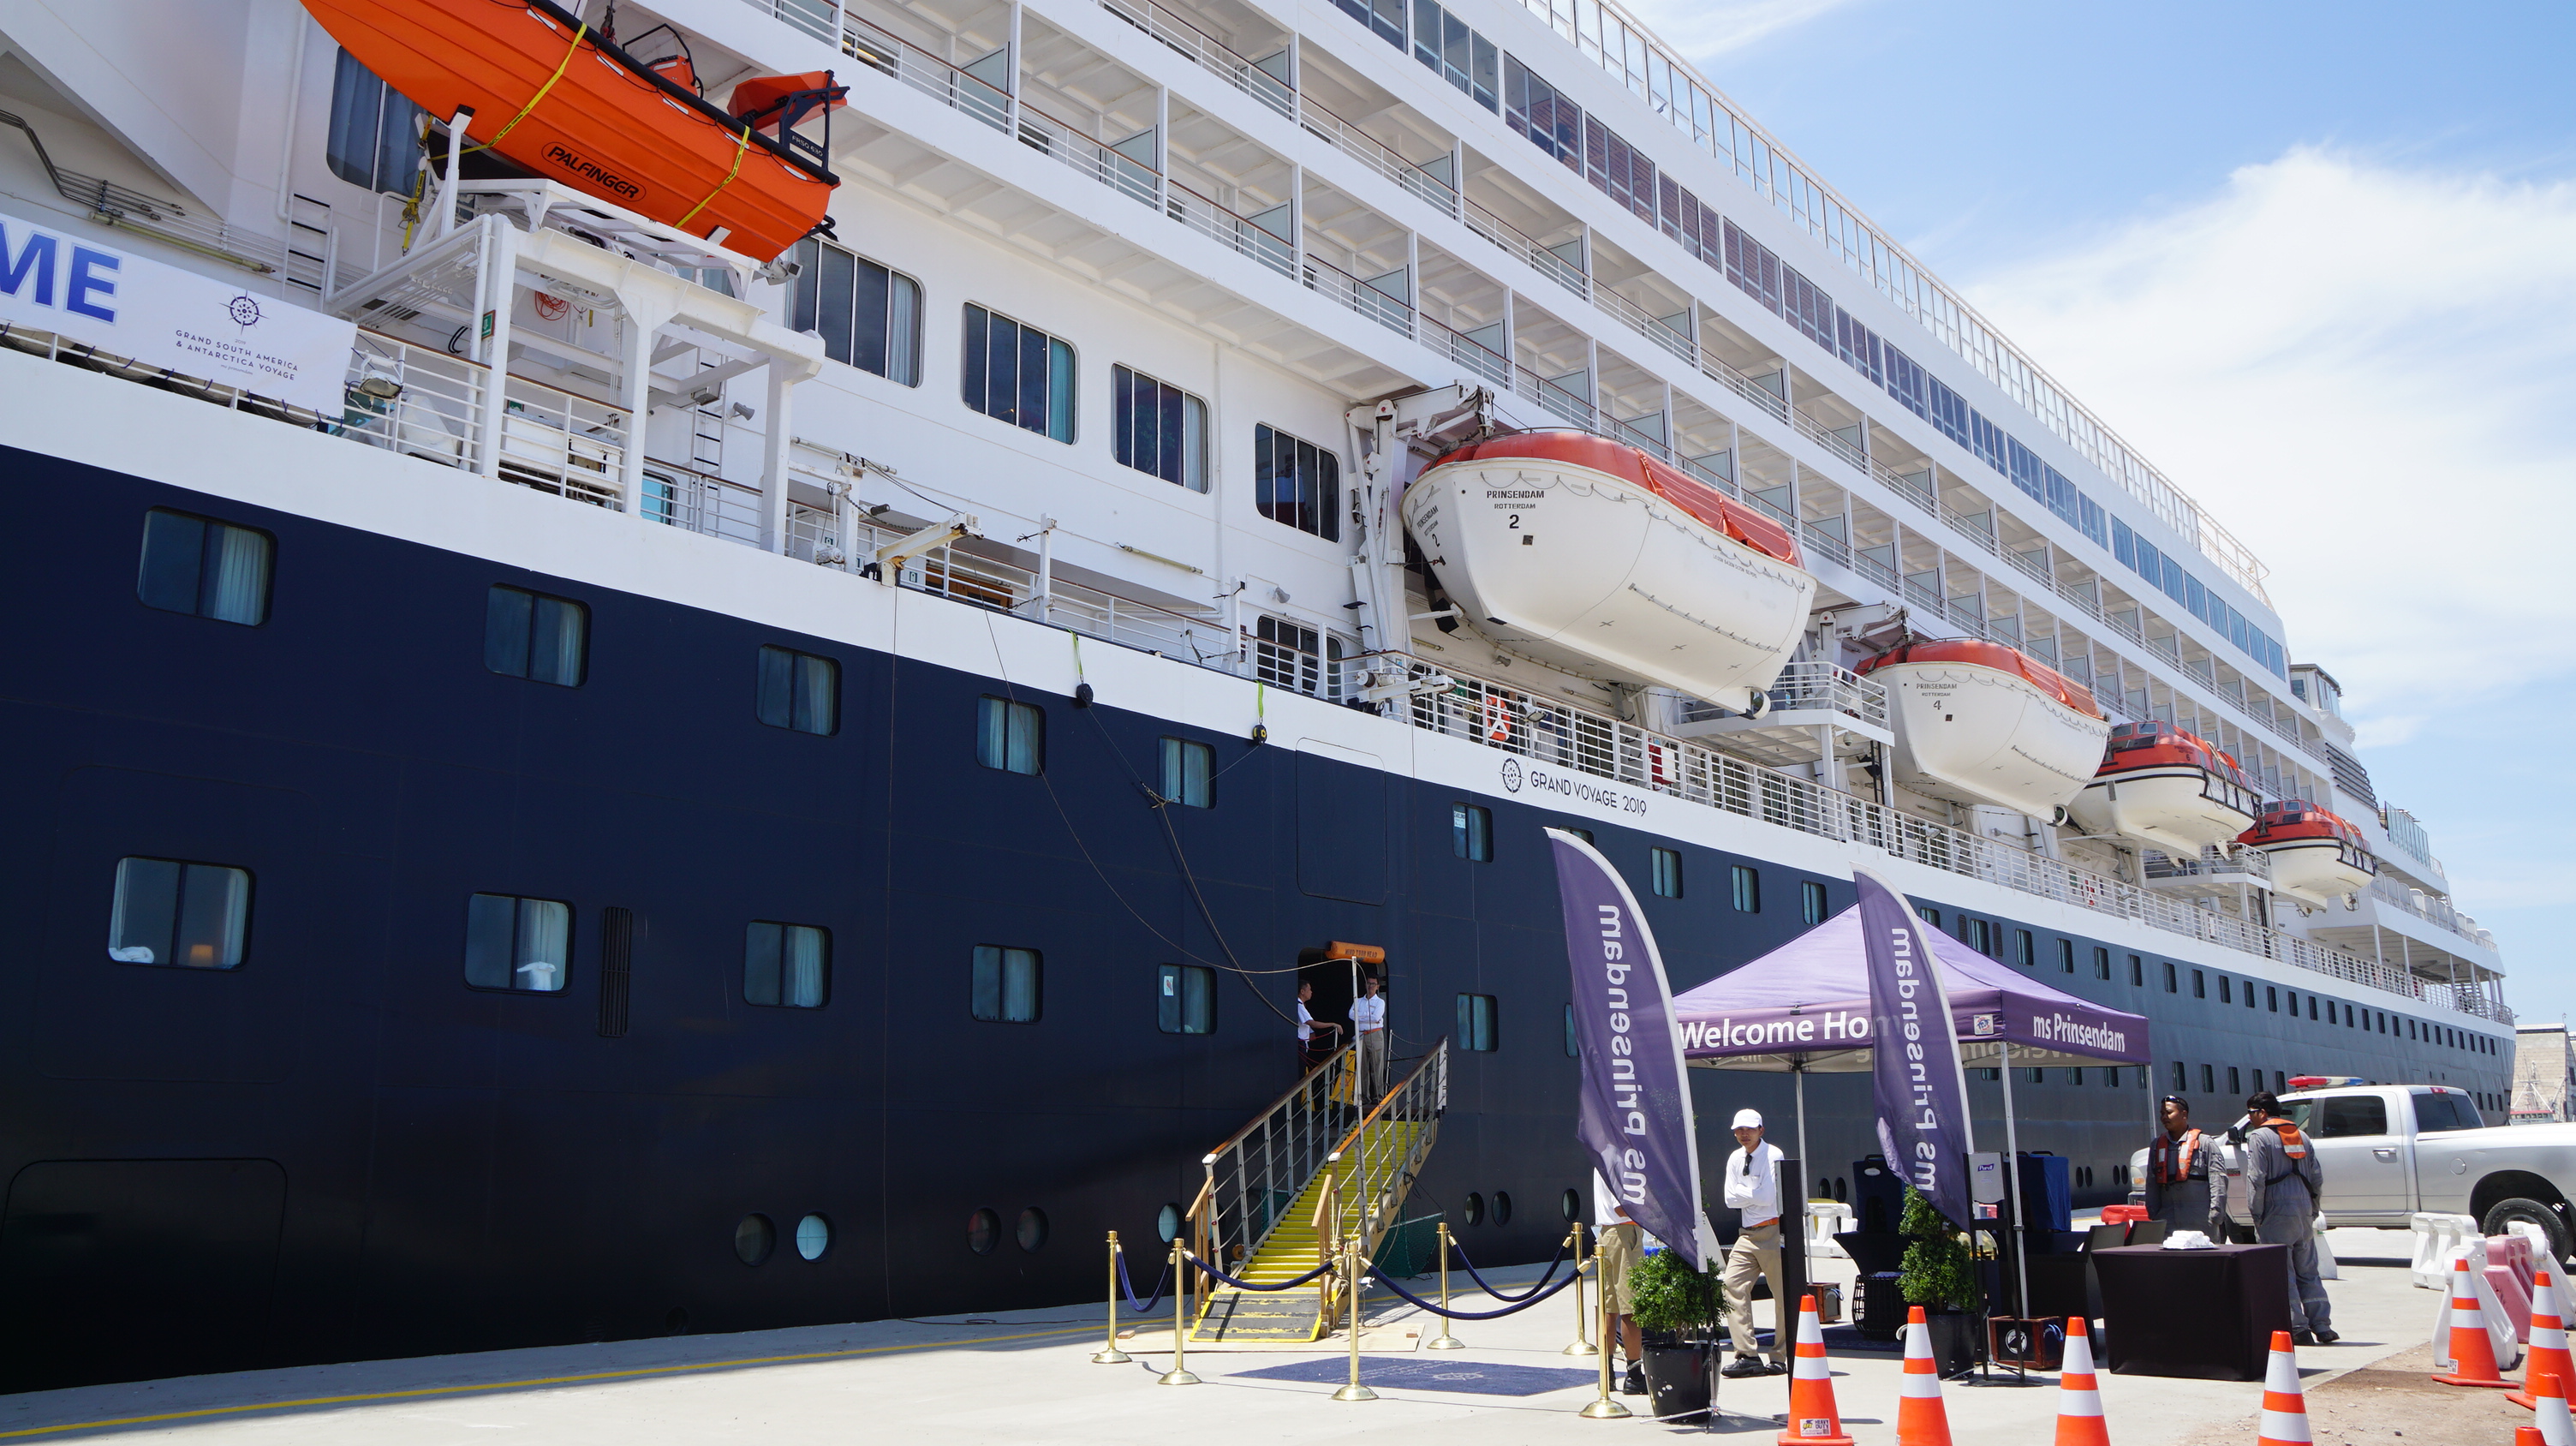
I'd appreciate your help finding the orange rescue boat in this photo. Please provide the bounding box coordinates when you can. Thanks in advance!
[301,0,843,260]
[2238,800,2377,906]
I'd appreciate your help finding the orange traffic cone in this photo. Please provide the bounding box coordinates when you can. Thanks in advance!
[1775,1294,1854,1446]
[2514,1269,2576,1410]
[2435,1257,2519,1388]
[2256,1329,2311,1446]
[2536,1371,2576,1446]
[2522,1429,2548,1446]
[1894,1305,1953,1446]
[2054,1316,2110,1446]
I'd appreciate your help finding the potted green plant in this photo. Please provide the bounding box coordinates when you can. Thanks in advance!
[1899,1186,1986,1377]
[1626,1246,1721,1419]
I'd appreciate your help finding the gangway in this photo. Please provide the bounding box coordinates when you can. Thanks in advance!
[1184,1041,1447,1342]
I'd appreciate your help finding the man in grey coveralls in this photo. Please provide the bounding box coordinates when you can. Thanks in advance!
[2245,1090,2337,1344]
[2144,1095,2218,1238]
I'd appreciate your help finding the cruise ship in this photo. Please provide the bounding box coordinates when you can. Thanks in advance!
[0,0,2515,1389]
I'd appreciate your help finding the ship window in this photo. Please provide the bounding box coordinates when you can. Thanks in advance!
[2049,937,2070,973]
[2161,960,2174,992]
[971,945,1041,1023]
[734,1214,775,1266]
[1252,615,1347,700]
[1017,1207,1049,1252]
[325,49,426,195]
[756,646,839,735]
[2268,987,2279,1013]
[2227,1067,2241,1095]
[968,1207,1000,1254]
[1919,907,1940,929]
[796,1214,832,1260]
[2192,970,2206,999]
[1455,993,1499,1051]
[2275,1070,2286,1093]
[485,586,587,686]
[1112,366,1208,490]
[1977,1067,2000,1082]
[2067,1068,2084,1085]
[975,696,1044,774]
[1564,1004,1577,1058]
[1565,828,1593,844]
[1730,865,1760,913]
[1157,964,1215,1035]
[139,510,272,625]
[2170,1062,2185,1090]
[790,239,921,385]
[2309,996,2318,1020]
[1454,804,1493,861]
[2015,930,2037,970]
[1255,424,1341,541]
[2095,947,2113,982]
[744,922,830,1008]
[2201,1064,2215,1094]
[464,893,571,993]
[1802,881,1827,924]
[1160,738,1213,808]
[2244,979,2257,1009]
[961,304,1076,442]
[2218,977,2231,1004]
[1650,848,1682,899]
[108,857,249,969]
[1463,1192,1485,1226]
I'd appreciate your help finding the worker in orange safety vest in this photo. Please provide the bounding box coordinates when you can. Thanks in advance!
[2144,1094,2220,1239]
[2245,1090,2336,1345]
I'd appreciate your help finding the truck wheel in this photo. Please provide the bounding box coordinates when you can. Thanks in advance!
[2483,1198,2573,1265]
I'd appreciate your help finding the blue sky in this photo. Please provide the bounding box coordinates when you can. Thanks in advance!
[1619,0,2576,1018]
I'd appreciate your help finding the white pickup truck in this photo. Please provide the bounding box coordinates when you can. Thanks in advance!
[2129,1084,2576,1261]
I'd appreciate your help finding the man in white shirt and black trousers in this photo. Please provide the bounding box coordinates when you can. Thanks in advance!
[1719,1108,1792,1377]
[1349,973,1387,1101]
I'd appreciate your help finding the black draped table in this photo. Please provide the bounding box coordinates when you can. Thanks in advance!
[2092,1243,2292,1381]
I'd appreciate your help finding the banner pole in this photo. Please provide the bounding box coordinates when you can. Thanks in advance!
[1092,1231,1131,1364]
[1333,1232,1378,1401]
[1157,1235,1199,1386]
[1579,1274,1632,1419]
[1427,1221,1464,1349]
[1999,1041,2030,1320]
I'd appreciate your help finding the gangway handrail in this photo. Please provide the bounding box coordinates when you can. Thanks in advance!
[1324,1043,1447,1163]
[1199,1042,1356,1163]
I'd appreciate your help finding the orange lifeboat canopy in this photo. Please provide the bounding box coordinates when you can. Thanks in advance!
[2238,800,2368,851]
[2096,720,2253,788]
[1856,639,2103,720]
[1428,431,1802,568]
[300,0,839,260]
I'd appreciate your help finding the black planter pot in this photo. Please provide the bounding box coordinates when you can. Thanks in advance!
[1639,1332,1715,1420]
[1922,1309,1988,1377]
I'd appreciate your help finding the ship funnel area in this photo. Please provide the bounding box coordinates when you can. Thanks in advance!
[324,186,824,543]
[1183,965,1446,1343]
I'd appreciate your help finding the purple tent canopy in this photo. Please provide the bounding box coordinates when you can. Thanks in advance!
[1673,905,2150,1073]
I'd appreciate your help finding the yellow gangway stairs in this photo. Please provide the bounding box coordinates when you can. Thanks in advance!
[1185,1042,1448,1344]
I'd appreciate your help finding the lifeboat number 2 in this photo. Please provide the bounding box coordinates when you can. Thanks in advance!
[1489,490,1538,544]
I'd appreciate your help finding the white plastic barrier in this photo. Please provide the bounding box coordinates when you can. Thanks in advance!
[2431,1237,2525,1372]
[1805,1202,1855,1258]
[2315,1214,2339,1282]
[2413,1212,2480,1289]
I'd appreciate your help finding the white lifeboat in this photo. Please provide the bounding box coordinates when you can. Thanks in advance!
[1399,431,1815,714]
[2066,720,2263,855]
[1856,638,2110,822]
[2238,800,2377,907]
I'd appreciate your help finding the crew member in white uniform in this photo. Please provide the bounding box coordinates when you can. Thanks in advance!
[1350,973,1388,1100]
[1719,1108,1791,1377]
[1295,979,1339,1074]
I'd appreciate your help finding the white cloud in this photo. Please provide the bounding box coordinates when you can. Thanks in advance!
[1611,0,1860,59]
[1955,148,2576,731]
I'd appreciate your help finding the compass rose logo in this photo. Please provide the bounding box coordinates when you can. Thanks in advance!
[1500,757,1523,793]
[226,295,263,328]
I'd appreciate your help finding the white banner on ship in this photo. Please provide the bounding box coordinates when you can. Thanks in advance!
[0,207,355,413]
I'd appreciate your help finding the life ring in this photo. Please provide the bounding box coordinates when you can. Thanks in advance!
[1647,742,1672,789]
[1482,696,1515,744]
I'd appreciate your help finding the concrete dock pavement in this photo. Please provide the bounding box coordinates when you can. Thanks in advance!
[0,1230,2470,1443]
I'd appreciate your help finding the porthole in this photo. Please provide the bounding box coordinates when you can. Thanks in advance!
[734,1213,776,1266]
[1463,1192,1485,1227]
[968,1207,1001,1255]
[1562,1187,1582,1222]
[796,1213,832,1261]
[1493,1191,1512,1226]
[1156,1202,1183,1243]
[1017,1206,1050,1252]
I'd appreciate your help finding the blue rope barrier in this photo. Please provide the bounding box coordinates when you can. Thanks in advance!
[1116,1250,1172,1315]
[1183,1253,1339,1292]
[1443,1234,1569,1300]
[1370,1258,1583,1319]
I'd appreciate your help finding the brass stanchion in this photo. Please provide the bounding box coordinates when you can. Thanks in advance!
[1578,1275,1631,1419]
[1092,1230,1132,1364]
[1562,1222,1598,1357]
[1424,1220,1464,1351]
[1156,1235,1199,1386]
[1332,1232,1377,1402]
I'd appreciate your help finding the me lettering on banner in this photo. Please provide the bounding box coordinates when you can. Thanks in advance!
[0,208,356,414]
[1857,868,1976,1229]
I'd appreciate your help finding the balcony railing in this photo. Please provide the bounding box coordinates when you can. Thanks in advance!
[1098,0,1296,121]
[838,12,1013,133]
[1166,182,1294,277]
[1422,315,1512,388]
[1679,660,1887,731]
[1303,255,1414,338]
[1462,195,1587,298]
[1017,104,1160,208]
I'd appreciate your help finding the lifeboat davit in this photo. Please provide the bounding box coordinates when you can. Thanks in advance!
[2066,720,2263,856]
[1399,432,1815,714]
[2239,800,2377,906]
[1855,639,2110,822]
[301,0,843,260]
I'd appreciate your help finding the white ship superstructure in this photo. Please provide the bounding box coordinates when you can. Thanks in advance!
[0,0,2517,1385]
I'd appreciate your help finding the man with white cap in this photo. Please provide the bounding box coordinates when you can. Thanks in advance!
[1718,1108,1791,1377]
